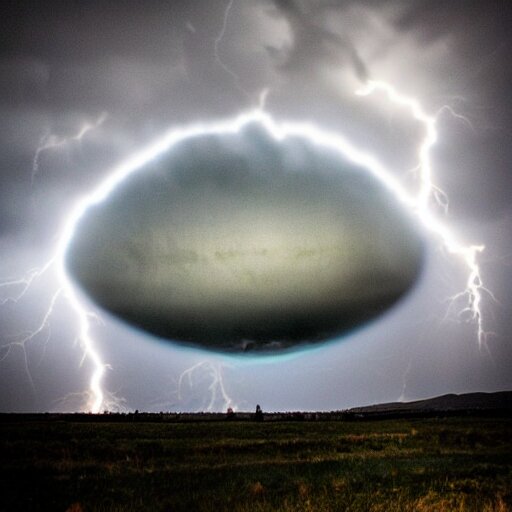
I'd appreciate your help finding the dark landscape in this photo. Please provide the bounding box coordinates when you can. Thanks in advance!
[1,391,511,511]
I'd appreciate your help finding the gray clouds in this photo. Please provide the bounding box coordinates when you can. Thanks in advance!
[270,0,369,81]
[0,0,511,412]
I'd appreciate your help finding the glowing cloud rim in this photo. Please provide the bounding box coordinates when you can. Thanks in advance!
[51,82,489,413]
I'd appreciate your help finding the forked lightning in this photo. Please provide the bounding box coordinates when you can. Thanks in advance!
[0,81,491,412]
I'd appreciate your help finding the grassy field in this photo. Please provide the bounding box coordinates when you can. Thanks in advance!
[1,416,511,511]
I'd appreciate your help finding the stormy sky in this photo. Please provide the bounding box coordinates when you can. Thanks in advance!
[1,0,511,413]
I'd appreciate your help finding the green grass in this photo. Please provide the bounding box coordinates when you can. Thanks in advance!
[1,416,511,511]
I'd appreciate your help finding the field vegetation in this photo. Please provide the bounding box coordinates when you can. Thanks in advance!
[1,415,511,511]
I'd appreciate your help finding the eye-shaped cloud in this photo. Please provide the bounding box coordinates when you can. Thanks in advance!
[66,122,424,354]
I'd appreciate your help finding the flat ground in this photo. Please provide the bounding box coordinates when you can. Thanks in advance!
[1,416,511,511]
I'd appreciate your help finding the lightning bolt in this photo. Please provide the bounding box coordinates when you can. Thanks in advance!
[213,0,252,102]
[177,361,235,412]
[2,110,109,412]
[1,79,493,413]
[356,80,494,348]
[32,112,108,184]
[0,287,61,393]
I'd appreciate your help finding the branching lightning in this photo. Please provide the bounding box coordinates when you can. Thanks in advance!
[32,112,108,184]
[356,80,493,348]
[1,77,494,412]
[177,361,235,412]
[1,110,109,411]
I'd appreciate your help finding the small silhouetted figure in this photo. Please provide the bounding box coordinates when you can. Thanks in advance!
[254,404,263,422]
[226,407,235,420]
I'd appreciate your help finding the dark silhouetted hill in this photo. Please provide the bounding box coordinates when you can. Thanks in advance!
[345,391,512,419]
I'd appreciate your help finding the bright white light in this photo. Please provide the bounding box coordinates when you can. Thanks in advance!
[1,80,492,412]
[356,80,492,348]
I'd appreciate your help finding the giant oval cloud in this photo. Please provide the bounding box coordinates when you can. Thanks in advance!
[65,122,424,353]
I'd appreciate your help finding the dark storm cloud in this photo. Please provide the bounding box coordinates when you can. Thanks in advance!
[66,123,423,353]
[0,2,189,115]
[394,0,510,43]
[0,1,185,63]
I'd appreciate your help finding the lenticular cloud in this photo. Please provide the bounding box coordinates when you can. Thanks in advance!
[65,121,424,354]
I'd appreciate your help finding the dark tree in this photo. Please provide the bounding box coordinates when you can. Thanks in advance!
[254,404,263,422]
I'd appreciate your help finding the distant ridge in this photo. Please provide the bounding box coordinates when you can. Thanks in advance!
[347,391,512,418]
